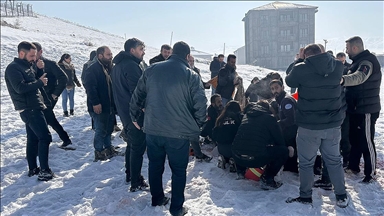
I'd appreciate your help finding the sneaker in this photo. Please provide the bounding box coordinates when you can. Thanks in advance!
[28,167,40,177]
[336,195,350,208]
[152,196,170,206]
[60,139,72,148]
[94,150,107,162]
[313,178,332,190]
[37,168,55,181]
[286,196,313,205]
[228,158,237,173]
[196,153,213,162]
[217,155,226,169]
[260,176,283,190]
[114,125,122,132]
[170,206,188,216]
[360,176,375,184]
[63,111,69,117]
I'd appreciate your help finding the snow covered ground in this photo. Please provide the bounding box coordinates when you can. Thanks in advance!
[1,14,384,216]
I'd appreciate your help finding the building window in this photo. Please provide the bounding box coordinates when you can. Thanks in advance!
[261,15,268,21]
[280,14,292,21]
[262,30,269,38]
[300,43,307,48]
[280,29,291,37]
[280,45,291,52]
[299,29,308,37]
[299,13,308,22]
[261,46,269,54]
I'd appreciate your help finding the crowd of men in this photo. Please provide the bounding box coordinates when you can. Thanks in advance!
[4,35,381,214]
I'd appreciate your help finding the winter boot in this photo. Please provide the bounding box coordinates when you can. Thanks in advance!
[195,153,213,162]
[63,111,69,117]
[28,167,40,177]
[70,109,74,115]
[37,168,55,181]
[94,150,107,162]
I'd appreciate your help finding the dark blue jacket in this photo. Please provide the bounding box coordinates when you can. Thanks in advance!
[83,59,115,114]
[111,51,144,127]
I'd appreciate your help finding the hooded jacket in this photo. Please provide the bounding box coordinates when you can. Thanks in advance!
[285,52,346,130]
[232,103,285,162]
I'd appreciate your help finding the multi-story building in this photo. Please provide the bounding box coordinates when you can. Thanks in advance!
[243,1,318,70]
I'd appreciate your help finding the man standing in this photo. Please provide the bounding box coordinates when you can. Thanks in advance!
[31,42,74,150]
[342,36,382,183]
[111,38,149,191]
[130,41,207,216]
[216,54,238,105]
[83,46,120,161]
[285,44,349,208]
[270,79,298,173]
[5,41,54,181]
[149,44,172,65]
[209,54,225,94]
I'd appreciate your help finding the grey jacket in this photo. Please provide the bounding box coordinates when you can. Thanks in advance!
[130,54,207,141]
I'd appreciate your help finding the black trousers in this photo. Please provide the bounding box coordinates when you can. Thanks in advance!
[234,146,288,180]
[125,121,146,188]
[43,107,70,142]
[348,112,379,177]
[20,109,52,170]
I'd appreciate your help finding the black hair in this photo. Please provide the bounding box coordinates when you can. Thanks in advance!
[96,46,109,56]
[31,42,42,51]
[227,54,236,62]
[161,44,172,51]
[336,52,346,58]
[215,101,241,127]
[90,50,96,60]
[172,41,190,58]
[304,44,322,57]
[269,79,283,87]
[210,94,221,104]
[218,54,224,58]
[17,41,36,53]
[59,53,71,63]
[124,38,145,52]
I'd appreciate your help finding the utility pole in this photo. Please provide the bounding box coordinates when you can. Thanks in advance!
[223,43,225,55]
[124,33,126,40]
[170,31,173,46]
[323,39,328,51]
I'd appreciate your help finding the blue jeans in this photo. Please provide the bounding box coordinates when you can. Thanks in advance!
[146,134,189,214]
[296,127,346,198]
[90,112,114,151]
[62,87,75,111]
[20,109,52,170]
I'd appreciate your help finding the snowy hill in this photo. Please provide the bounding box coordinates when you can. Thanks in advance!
[1,14,384,216]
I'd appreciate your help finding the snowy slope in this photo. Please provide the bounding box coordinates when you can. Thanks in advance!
[1,15,384,216]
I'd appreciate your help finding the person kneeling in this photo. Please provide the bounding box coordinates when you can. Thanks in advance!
[232,101,293,190]
[212,101,243,172]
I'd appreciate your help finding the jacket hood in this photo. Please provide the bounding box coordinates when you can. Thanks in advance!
[245,103,272,117]
[305,52,336,77]
[113,51,141,65]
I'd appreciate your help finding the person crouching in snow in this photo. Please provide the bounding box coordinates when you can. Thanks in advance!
[212,100,243,172]
[232,101,294,190]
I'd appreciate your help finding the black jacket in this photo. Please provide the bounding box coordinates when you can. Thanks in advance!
[245,83,259,102]
[216,64,236,99]
[286,58,304,75]
[149,54,166,65]
[345,50,381,114]
[232,104,285,162]
[59,63,80,88]
[212,113,243,145]
[285,53,346,130]
[83,59,115,114]
[209,57,225,78]
[111,51,144,127]
[38,56,68,98]
[81,56,97,83]
[192,66,210,89]
[130,54,207,141]
[5,58,45,111]
[275,91,297,141]
[200,105,221,138]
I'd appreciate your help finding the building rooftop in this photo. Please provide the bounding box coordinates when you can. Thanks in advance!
[251,1,318,11]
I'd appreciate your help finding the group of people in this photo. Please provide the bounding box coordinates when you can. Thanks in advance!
[4,35,381,215]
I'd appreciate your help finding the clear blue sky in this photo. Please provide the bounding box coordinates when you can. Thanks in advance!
[28,1,383,54]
